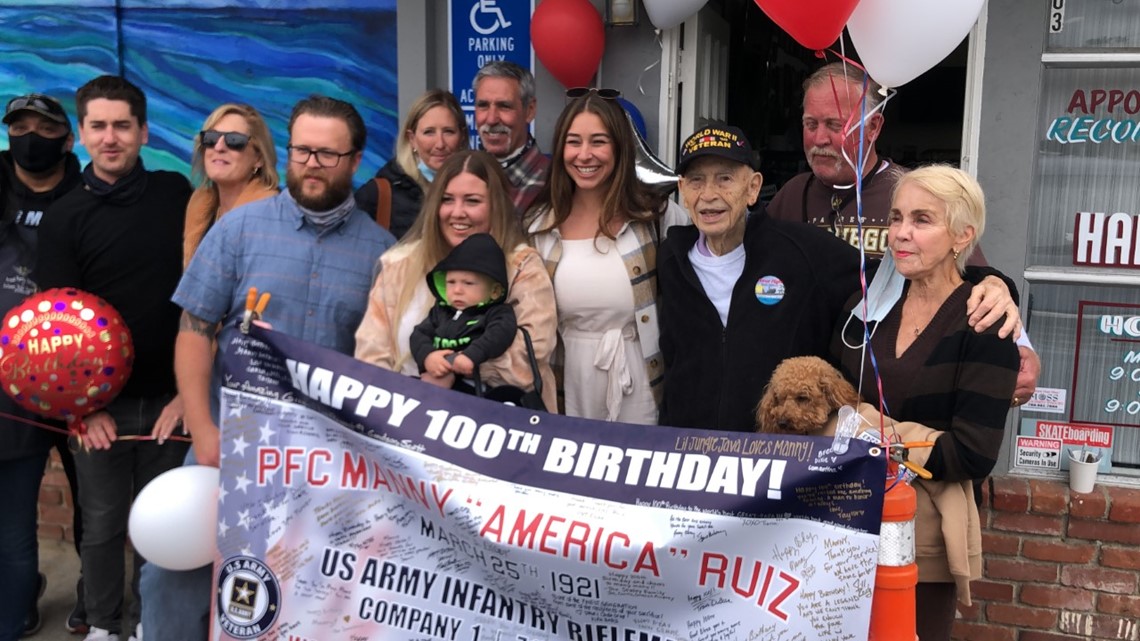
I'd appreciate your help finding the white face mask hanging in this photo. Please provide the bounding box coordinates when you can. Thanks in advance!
[842,251,906,349]
[854,251,905,323]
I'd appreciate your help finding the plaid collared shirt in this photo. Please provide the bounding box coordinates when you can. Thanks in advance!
[175,192,395,355]
[502,139,550,218]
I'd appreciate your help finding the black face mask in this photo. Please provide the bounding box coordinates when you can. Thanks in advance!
[9,131,68,174]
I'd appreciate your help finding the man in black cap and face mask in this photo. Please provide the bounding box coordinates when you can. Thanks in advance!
[2,92,80,226]
[0,92,88,638]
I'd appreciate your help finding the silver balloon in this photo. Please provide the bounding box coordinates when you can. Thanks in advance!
[626,109,678,197]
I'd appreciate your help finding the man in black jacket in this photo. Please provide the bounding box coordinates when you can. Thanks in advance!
[0,92,87,638]
[35,76,191,641]
[658,125,1021,432]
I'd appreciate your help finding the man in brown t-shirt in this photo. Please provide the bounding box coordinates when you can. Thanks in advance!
[768,62,900,258]
[767,62,1039,418]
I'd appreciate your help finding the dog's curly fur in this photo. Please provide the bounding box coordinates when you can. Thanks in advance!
[756,356,860,435]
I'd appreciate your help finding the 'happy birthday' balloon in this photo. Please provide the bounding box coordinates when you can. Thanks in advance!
[0,288,133,422]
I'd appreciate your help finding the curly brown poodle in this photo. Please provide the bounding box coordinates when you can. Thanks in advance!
[756,356,860,435]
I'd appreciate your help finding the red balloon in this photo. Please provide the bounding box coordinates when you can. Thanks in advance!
[754,0,861,51]
[531,0,605,89]
[0,288,133,422]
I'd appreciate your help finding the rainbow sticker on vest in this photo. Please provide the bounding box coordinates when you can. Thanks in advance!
[756,275,785,305]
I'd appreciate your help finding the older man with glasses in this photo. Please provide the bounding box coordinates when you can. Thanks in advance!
[138,94,396,641]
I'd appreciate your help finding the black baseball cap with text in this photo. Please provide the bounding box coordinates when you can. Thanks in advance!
[676,124,754,174]
[3,94,71,131]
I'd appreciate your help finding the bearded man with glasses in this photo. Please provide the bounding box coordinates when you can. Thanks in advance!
[139,95,396,641]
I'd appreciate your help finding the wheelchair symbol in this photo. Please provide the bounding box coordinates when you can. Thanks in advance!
[470,0,512,35]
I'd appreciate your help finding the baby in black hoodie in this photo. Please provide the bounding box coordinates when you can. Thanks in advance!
[410,233,517,391]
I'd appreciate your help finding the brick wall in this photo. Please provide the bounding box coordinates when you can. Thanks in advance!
[955,475,1140,641]
[38,449,77,543]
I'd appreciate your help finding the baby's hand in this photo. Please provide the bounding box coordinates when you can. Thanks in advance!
[451,353,475,376]
[424,350,455,377]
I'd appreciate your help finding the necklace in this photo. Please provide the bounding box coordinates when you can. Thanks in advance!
[905,279,964,341]
[905,289,940,337]
[799,163,882,229]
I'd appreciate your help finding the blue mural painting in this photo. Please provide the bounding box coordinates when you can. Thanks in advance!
[0,0,398,185]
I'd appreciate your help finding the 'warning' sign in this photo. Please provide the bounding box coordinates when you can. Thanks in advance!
[1015,436,1063,470]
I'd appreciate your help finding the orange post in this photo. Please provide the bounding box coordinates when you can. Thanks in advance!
[868,477,918,641]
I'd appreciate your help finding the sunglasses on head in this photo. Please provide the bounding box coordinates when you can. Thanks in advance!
[200,129,250,151]
[6,94,66,116]
[565,87,622,100]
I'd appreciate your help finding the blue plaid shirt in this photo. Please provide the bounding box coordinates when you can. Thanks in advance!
[174,191,395,355]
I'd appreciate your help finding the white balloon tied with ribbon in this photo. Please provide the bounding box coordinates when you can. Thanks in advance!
[847,0,985,90]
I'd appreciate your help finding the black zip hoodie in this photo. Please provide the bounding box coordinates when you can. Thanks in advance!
[410,233,518,370]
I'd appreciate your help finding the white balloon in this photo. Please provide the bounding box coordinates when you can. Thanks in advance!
[129,465,220,571]
[643,0,709,30]
[847,0,985,89]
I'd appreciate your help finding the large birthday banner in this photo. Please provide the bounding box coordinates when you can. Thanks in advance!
[211,327,887,641]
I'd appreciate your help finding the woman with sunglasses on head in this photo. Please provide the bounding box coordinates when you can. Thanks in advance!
[526,90,672,424]
[134,104,280,641]
[354,89,468,239]
[184,103,279,266]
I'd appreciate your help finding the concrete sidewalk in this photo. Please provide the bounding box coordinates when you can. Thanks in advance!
[25,538,83,641]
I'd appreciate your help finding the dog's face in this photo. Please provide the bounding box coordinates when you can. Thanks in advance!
[756,357,860,435]
[758,377,837,435]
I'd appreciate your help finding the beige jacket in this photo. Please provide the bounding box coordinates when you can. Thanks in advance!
[354,241,558,412]
[850,403,982,606]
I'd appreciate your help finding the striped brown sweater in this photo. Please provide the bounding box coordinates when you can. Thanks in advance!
[833,282,1019,481]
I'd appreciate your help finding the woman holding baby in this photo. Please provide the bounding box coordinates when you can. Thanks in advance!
[354,150,558,411]
[833,165,1018,641]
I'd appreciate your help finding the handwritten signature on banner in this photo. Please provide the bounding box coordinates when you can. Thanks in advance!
[210,326,886,641]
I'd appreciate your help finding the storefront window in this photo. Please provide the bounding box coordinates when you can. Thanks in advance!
[1028,66,1140,268]
[1047,1,1140,51]
[1020,282,1140,474]
[1022,54,1140,476]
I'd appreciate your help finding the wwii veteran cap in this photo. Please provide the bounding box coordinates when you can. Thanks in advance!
[676,124,754,174]
[3,93,71,130]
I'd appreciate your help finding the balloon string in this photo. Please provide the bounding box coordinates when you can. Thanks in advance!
[0,410,73,436]
[112,435,193,443]
[634,26,668,121]
[820,52,898,468]
[825,48,869,74]
[638,31,662,98]
[847,74,893,457]
[0,409,192,443]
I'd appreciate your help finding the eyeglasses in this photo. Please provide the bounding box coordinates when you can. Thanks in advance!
[286,145,355,168]
[200,130,250,151]
[565,87,622,100]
